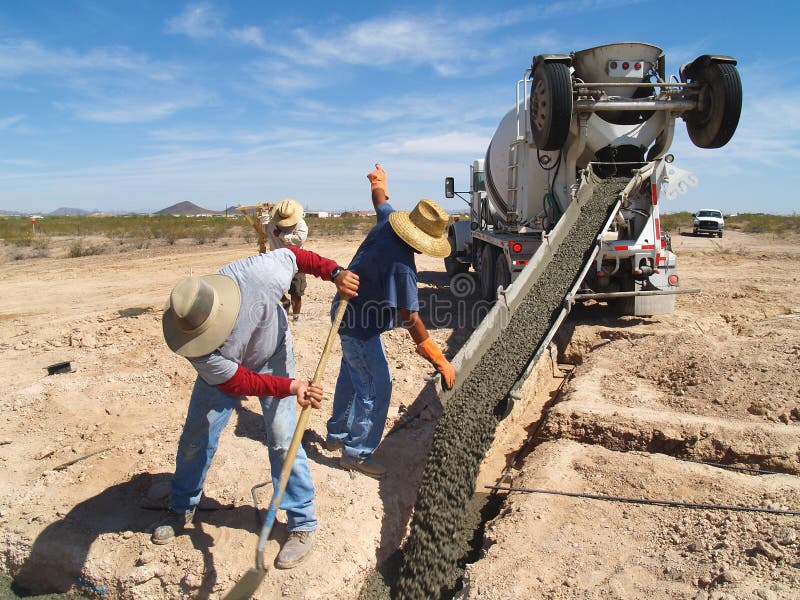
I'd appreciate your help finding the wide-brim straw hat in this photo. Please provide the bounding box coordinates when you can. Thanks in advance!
[162,274,241,358]
[269,198,304,228]
[388,198,451,258]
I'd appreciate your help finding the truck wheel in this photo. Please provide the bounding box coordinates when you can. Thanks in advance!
[684,62,742,149]
[479,244,497,302]
[693,228,698,236]
[444,232,469,277]
[495,252,512,293]
[530,62,572,151]
[718,231,723,238]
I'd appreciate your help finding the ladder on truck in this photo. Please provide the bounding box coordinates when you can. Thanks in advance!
[505,71,533,233]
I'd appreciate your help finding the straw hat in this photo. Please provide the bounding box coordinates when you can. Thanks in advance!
[388,199,451,258]
[269,198,304,228]
[162,275,241,358]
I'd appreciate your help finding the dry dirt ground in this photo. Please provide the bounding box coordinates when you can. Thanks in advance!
[0,228,798,599]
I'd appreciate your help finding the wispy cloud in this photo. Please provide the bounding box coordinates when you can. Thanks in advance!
[0,114,26,130]
[266,2,632,78]
[58,101,185,124]
[375,132,492,155]
[276,14,508,77]
[0,38,209,124]
[0,39,178,81]
[166,2,267,49]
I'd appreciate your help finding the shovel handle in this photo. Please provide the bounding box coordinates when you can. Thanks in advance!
[255,297,349,570]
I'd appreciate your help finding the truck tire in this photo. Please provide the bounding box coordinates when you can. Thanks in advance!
[684,62,742,149]
[530,62,572,151]
[444,232,469,277]
[718,230,723,238]
[495,252,512,293]
[479,244,497,302]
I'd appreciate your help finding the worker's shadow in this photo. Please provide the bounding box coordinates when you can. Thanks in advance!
[11,471,254,599]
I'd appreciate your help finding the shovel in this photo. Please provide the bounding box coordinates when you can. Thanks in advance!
[224,298,349,600]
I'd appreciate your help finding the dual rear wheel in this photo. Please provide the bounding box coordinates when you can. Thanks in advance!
[478,244,511,302]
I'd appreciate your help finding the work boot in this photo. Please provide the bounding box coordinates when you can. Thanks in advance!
[151,509,195,545]
[340,454,386,479]
[275,530,316,569]
[325,438,343,452]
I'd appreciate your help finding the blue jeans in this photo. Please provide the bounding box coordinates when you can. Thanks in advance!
[326,334,393,460]
[169,339,317,532]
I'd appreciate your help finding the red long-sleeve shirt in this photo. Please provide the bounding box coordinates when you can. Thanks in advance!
[218,364,294,398]
[286,246,338,281]
[216,247,340,397]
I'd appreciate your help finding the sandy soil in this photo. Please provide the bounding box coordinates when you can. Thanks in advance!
[0,229,799,599]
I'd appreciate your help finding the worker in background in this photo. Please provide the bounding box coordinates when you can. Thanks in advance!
[326,164,456,479]
[263,198,309,322]
[156,245,359,569]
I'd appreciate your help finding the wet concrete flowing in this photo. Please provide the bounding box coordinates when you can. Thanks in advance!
[395,176,629,599]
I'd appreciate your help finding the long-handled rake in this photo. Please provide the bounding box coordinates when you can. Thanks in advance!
[224,298,349,599]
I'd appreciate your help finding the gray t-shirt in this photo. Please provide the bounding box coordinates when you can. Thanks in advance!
[189,249,296,385]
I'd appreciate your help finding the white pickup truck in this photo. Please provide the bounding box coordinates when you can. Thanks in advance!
[693,209,725,237]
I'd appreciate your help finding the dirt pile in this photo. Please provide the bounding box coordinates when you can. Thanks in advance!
[396,177,628,599]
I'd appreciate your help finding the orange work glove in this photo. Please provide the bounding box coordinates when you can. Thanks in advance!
[416,337,456,389]
[367,163,389,198]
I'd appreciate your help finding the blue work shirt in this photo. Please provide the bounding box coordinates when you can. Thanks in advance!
[335,203,419,339]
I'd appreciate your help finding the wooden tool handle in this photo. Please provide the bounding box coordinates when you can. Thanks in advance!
[269,297,349,515]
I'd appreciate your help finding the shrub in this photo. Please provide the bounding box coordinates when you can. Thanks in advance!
[67,240,105,258]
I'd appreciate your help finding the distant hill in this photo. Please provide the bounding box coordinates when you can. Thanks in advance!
[156,201,223,216]
[49,207,93,216]
[0,210,23,216]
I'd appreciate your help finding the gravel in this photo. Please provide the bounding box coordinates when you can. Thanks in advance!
[395,176,628,599]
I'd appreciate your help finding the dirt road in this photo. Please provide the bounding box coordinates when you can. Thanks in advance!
[0,229,798,599]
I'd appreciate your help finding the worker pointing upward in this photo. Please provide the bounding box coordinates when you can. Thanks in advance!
[326,164,456,479]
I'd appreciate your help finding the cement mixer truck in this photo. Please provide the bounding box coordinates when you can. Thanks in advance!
[444,42,741,315]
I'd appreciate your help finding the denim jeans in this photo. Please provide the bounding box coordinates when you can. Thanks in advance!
[169,338,317,532]
[326,334,393,460]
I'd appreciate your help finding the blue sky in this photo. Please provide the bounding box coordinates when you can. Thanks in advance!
[1,0,798,215]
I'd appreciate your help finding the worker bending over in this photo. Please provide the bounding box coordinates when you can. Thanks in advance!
[156,246,358,569]
[326,164,456,478]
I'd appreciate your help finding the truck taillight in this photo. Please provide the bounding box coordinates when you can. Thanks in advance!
[668,274,679,286]
[509,241,522,253]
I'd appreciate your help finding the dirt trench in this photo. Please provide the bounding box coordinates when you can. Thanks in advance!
[447,233,800,599]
